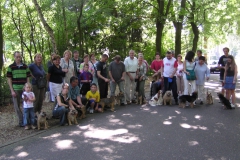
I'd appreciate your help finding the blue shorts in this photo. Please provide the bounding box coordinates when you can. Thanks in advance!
[224,76,236,90]
[87,100,101,109]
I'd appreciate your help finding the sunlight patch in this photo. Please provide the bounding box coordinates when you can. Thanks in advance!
[122,113,133,117]
[69,131,82,136]
[180,123,191,129]
[43,133,62,139]
[175,110,181,114]
[127,124,142,129]
[14,146,23,151]
[93,147,113,153]
[150,111,158,114]
[188,141,199,146]
[163,121,172,125]
[84,128,141,143]
[180,123,208,130]
[56,140,76,150]
[109,119,121,123]
[194,115,201,120]
[17,152,28,157]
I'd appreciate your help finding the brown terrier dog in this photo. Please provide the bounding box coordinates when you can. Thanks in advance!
[68,109,78,125]
[99,96,115,112]
[37,111,48,130]
[79,105,86,119]
[206,92,213,105]
[115,92,124,106]
[163,91,173,105]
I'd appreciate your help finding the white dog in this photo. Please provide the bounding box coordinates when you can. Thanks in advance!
[149,90,163,106]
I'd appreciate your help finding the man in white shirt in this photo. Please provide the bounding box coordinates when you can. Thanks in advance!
[161,51,179,105]
[124,50,138,104]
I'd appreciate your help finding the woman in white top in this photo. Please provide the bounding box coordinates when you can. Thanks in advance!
[183,51,196,95]
[176,54,184,95]
[60,50,75,85]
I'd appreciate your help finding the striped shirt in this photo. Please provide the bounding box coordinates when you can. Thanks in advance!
[7,62,31,91]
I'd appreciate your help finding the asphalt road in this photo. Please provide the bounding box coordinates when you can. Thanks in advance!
[0,74,240,160]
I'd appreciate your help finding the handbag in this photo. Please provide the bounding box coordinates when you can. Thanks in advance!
[36,77,47,89]
[186,62,196,81]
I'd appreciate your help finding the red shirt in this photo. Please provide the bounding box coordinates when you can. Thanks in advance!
[151,60,163,72]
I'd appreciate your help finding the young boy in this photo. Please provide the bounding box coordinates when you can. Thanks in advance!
[85,83,101,113]
[80,64,93,97]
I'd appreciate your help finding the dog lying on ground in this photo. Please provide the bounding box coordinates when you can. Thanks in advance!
[206,92,214,105]
[163,91,172,105]
[217,92,232,109]
[99,96,115,112]
[36,111,48,130]
[68,109,78,125]
[179,91,198,108]
[149,90,163,106]
[115,92,124,106]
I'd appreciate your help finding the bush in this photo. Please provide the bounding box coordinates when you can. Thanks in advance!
[0,67,11,106]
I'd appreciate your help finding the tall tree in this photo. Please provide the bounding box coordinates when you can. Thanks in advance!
[156,0,172,54]
[172,0,186,55]
[32,0,57,53]
[0,5,3,70]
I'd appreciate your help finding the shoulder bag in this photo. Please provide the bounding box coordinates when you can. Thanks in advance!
[186,62,196,81]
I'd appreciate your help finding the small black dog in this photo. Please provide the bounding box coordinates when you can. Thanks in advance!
[217,92,232,109]
[179,91,198,108]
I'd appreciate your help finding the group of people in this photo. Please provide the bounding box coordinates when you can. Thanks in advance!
[6,47,238,128]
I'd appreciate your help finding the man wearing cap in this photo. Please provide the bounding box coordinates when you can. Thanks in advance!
[124,50,138,104]
[161,51,179,105]
[109,55,126,106]
[96,53,110,98]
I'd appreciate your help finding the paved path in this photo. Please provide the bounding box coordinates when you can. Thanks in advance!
[0,74,240,160]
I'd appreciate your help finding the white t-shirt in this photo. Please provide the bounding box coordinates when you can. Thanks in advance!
[22,91,35,108]
[162,57,178,77]
[124,57,138,72]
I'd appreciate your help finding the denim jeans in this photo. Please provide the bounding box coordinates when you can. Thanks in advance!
[110,80,125,103]
[52,106,68,125]
[23,108,35,126]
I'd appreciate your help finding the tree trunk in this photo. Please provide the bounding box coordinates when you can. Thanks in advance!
[62,0,68,47]
[0,9,3,71]
[173,22,182,56]
[156,20,164,54]
[32,0,57,53]
[156,0,172,55]
[77,1,84,56]
[173,0,186,56]
[191,22,199,52]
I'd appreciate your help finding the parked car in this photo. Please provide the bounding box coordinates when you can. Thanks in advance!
[207,55,220,73]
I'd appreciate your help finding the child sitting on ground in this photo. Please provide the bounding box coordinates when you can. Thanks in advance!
[22,83,36,130]
[85,83,101,113]
[80,63,93,97]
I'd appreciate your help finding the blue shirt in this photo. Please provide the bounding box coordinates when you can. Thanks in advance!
[68,85,80,100]
[29,63,46,85]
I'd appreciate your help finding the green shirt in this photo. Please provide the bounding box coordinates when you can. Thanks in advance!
[7,62,31,91]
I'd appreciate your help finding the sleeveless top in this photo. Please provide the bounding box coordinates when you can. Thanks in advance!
[186,61,196,70]
[226,66,234,76]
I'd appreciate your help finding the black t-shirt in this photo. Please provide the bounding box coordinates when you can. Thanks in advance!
[96,61,108,80]
[218,55,228,77]
[48,65,65,84]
